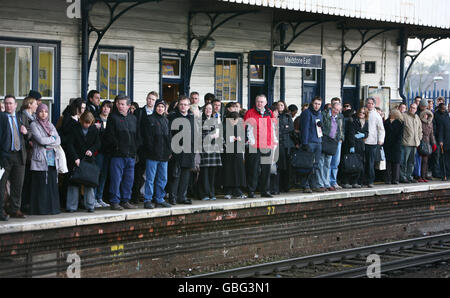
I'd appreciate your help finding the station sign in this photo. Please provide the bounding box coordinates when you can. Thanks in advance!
[272,51,322,69]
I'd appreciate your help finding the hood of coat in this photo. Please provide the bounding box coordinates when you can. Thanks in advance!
[419,109,433,124]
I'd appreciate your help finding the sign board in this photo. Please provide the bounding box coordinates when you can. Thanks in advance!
[272,51,322,69]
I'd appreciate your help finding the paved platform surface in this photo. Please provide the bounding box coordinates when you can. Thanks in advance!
[1,181,449,235]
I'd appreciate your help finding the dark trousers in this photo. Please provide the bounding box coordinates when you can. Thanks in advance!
[246,149,271,194]
[430,148,442,178]
[386,162,400,183]
[199,166,217,199]
[131,158,146,202]
[441,150,450,179]
[420,155,430,179]
[0,151,25,214]
[169,167,191,203]
[364,144,378,185]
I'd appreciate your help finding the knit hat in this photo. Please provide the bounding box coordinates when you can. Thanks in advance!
[155,99,166,108]
[419,98,428,108]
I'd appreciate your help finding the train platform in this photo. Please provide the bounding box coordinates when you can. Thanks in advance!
[1,180,449,235]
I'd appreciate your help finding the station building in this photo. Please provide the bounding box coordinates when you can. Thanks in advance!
[1,0,450,122]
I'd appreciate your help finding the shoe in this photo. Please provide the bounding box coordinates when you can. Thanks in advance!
[201,197,210,201]
[0,213,9,221]
[410,179,418,183]
[9,211,26,218]
[400,179,411,184]
[66,209,76,213]
[312,188,325,193]
[224,195,232,200]
[248,192,256,198]
[110,203,124,211]
[334,185,343,190]
[94,201,102,208]
[352,184,362,188]
[327,186,336,191]
[367,184,374,188]
[120,202,138,209]
[169,198,177,205]
[392,181,399,185]
[210,197,217,201]
[261,192,273,198]
[417,178,425,183]
[98,200,110,207]
[237,194,247,199]
[144,202,155,209]
[271,191,280,195]
[303,188,313,193]
[343,184,352,189]
[155,202,172,208]
[422,179,429,183]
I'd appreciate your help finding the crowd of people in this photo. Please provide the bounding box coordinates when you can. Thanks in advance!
[0,90,449,221]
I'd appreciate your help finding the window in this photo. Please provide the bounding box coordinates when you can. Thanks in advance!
[98,47,132,100]
[0,45,32,98]
[249,64,265,82]
[303,68,317,84]
[215,53,242,103]
[162,57,181,79]
[0,38,59,122]
[344,65,357,87]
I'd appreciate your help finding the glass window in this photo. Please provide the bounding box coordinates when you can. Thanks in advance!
[303,68,317,83]
[0,45,32,98]
[215,58,239,103]
[344,65,357,87]
[99,51,129,100]
[39,47,54,98]
[249,64,265,82]
[162,57,181,79]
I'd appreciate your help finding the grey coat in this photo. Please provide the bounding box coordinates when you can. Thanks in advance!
[30,121,62,172]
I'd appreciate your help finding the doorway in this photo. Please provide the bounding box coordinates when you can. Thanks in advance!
[248,51,273,109]
[342,64,361,110]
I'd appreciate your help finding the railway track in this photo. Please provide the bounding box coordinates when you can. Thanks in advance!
[190,233,450,278]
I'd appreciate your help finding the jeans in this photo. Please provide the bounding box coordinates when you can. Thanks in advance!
[95,153,110,202]
[329,141,342,186]
[364,144,378,185]
[318,153,333,188]
[144,159,168,204]
[66,185,95,211]
[400,146,417,181]
[109,157,135,205]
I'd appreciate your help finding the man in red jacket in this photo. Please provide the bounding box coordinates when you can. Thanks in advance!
[244,94,278,198]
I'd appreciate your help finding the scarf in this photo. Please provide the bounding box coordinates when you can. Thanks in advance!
[36,103,53,136]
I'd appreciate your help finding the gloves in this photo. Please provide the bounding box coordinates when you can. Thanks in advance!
[301,144,309,152]
[349,147,355,153]
[433,144,437,152]
[355,133,365,139]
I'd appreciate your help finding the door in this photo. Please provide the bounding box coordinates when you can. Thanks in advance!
[342,64,360,110]
[160,48,189,104]
[248,51,273,109]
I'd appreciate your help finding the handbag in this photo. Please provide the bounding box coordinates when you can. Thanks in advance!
[418,140,432,156]
[290,148,314,171]
[54,145,68,174]
[322,135,338,155]
[375,145,386,162]
[69,157,100,187]
[342,153,362,174]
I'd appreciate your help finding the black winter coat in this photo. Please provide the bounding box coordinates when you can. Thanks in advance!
[383,119,404,163]
[168,110,196,169]
[103,110,140,158]
[353,117,369,154]
[66,123,101,171]
[342,111,356,155]
[141,112,171,162]
[437,111,450,151]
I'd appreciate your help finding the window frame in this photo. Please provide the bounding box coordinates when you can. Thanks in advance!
[0,36,61,123]
[214,52,243,104]
[97,45,134,101]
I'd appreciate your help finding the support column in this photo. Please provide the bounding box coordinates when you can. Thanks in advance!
[279,23,287,102]
[81,0,89,100]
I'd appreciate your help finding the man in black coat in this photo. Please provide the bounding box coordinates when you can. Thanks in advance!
[86,90,101,122]
[167,96,196,205]
[103,95,141,210]
[437,106,450,180]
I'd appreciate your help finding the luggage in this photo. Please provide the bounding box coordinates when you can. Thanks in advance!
[418,140,432,156]
[69,157,100,188]
[342,153,362,174]
[290,148,314,172]
[322,135,338,156]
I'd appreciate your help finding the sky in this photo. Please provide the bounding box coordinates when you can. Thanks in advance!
[409,39,450,65]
